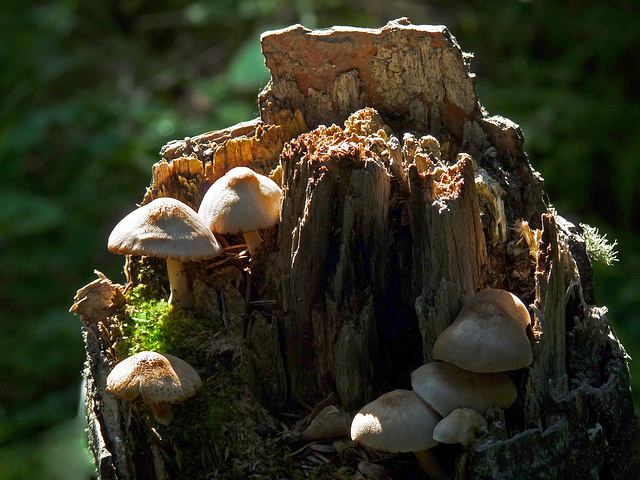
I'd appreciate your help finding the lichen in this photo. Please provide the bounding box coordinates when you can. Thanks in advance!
[580,223,619,266]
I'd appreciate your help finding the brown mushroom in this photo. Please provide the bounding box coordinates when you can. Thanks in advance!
[351,389,444,478]
[301,405,351,441]
[198,167,282,254]
[108,197,222,307]
[432,289,533,372]
[432,408,487,446]
[411,361,517,417]
[106,351,202,425]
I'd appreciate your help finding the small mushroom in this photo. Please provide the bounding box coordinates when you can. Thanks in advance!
[432,408,487,446]
[432,289,533,372]
[351,389,444,478]
[301,405,351,441]
[198,167,282,254]
[108,197,222,307]
[106,351,202,425]
[411,361,517,417]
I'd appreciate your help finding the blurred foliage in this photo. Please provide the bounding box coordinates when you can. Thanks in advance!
[0,0,639,477]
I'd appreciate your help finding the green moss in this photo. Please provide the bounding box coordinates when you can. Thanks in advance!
[204,395,234,430]
[116,283,205,362]
[170,385,236,448]
[164,362,276,478]
[116,282,258,473]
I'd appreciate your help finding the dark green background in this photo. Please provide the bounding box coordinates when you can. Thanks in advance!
[1,1,638,477]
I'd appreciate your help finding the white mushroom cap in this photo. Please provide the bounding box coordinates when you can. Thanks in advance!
[432,408,487,445]
[350,389,440,453]
[432,289,533,372]
[106,351,202,404]
[411,361,517,416]
[108,197,222,261]
[198,167,282,235]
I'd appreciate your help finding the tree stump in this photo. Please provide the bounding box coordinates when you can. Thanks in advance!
[71,19,639,479]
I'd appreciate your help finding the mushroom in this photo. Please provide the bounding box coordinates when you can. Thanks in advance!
[108,197,222,307]
[198,167,282,254]
[106,351,202,425]
[410,361,517,417]
[432,289,533,372]
[301,405,351,441]
[351,389,444,478]
[432,408,487,446]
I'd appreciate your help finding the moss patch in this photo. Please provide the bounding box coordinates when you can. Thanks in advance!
[116,284,170,357]
[157,331,289,479]
[111,270,294,478]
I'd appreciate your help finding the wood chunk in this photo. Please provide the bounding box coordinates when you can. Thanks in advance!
[526,214,569,420]
[260,19,479,138]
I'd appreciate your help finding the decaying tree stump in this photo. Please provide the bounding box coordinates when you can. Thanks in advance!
[71,19,639,479]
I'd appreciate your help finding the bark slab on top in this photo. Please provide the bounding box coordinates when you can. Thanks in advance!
[260,19,479,138]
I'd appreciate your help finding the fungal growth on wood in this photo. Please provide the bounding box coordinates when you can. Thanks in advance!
[106,351,202,425]
[199,166,283,255]
[72,19,639,479]
[108,197,222,307]
[350,389,443,477]
[431,289,533,373]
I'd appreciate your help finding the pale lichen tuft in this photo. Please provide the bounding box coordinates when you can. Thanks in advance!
[580,223,619,266]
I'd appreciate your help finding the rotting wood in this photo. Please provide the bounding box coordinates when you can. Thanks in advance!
[73,19,639,479]
[408,155,488,363]
[525,213,569,422]
[71,273,140,480]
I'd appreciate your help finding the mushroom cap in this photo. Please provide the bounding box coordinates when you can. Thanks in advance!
[106,351,202,404]
[108,197,222,261]
[198,167,282,235]
[432,408,487,445]
[411,361,517,416]
[350,389,440,453]
[432,289,533,372]
[301,405,351,441]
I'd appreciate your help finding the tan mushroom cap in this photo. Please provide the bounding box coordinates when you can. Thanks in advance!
[350,389,440,453]
[198,167,282,235]
[106,351,202,404]
[411,361,517,416]
[432,289,533,372]
[301,405,351,441]
[432,408,487,445]
[108,197,222,261]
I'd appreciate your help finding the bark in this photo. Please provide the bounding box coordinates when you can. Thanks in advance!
[72,19,639,479]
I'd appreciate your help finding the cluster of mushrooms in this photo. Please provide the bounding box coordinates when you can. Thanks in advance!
[350,288,533,476]
[104,163,535,477]
[105,166,282,424]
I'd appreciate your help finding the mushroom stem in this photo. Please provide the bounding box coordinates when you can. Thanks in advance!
[166,259,192,307]
[414,449,448,480]
[242,231,263,255]
[148,401,174,425]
